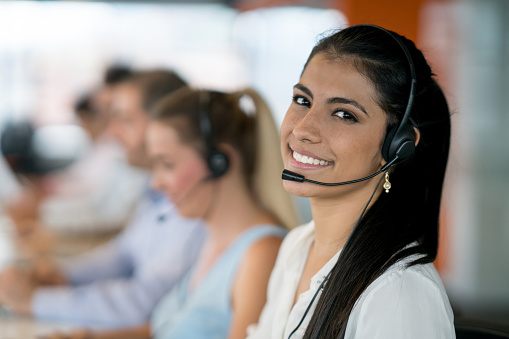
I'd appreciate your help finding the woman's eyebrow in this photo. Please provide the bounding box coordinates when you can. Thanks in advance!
[293,84,313,99]
[327,97,368,116]
[294,83,369,116]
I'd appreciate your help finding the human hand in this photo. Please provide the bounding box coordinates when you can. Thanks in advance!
[5,188,42,234]
[31,257,68,286]
[0,266,36,315]
[16,225,55,256]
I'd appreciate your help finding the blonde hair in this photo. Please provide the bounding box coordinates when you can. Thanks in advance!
[151,87,300,229]
[238,88,300,229]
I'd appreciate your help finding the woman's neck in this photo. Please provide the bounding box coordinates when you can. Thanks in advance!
[310,184,383,257]
[189,174,276,290]
[203,175,275,251]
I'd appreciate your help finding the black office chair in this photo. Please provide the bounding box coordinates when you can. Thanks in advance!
[456,317,509,339]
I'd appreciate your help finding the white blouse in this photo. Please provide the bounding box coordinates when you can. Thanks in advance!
[247,221,455,339]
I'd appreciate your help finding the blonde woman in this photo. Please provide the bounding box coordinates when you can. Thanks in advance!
[46,87,298,339]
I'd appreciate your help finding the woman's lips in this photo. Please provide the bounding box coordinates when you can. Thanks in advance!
[292,150,331,166]
[288,147,333,170]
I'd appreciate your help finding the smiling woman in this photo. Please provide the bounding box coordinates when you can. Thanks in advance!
[282,55,389,197]
[146,87,297,339]
[247,24,454,339]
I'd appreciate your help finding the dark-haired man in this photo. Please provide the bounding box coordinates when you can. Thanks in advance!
[0,70,206,328]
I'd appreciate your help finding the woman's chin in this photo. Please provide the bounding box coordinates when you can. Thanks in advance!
[282,180,319,198]
[174,205,195,219]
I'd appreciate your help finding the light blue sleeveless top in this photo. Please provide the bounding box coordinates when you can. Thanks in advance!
[151,224,287,339]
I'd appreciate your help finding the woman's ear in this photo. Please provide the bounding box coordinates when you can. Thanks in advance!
[217,143,236,159]
[414,127,421,147]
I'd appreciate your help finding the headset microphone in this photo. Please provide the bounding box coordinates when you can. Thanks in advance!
[282,157,397,187]
[156,176,209,222]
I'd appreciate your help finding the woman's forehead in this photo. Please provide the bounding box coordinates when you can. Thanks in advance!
[303,56,378,101]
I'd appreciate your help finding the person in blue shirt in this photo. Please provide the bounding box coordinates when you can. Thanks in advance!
[0,70,206,328]
[47,87,299,339]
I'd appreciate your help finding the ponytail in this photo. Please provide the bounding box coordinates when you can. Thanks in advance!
[235,88,300,229]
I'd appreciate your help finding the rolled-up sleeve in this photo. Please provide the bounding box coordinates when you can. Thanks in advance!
[32,258,185,327]
[59,239,133,286]
[31,190,206,328]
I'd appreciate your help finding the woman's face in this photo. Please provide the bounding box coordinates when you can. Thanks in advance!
[281,53,388,199]
[147,120,212,219]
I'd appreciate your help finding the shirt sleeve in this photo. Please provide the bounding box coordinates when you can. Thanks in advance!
[347,268,455,339]
[32,261,178,328]
[55,184,150,285]
[32,211,206,328]
[58,237,133,286]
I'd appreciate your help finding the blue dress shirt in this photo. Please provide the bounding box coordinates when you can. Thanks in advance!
[32,187,206,328]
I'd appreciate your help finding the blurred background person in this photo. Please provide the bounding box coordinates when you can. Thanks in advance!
[45,86,300,339]
[38,66,149,238]
[0,66,149,258]
[0,120,53,239]
[0,69,206,329]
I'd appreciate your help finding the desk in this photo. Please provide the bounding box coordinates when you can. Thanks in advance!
[0,214,68,338]
[0,315,78,339]
[0,213,90,338]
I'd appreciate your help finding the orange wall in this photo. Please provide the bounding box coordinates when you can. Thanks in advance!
[236,0,425,42]
[338,0,426,41]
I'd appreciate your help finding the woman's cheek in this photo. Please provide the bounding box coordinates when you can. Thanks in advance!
[175,164,206,193]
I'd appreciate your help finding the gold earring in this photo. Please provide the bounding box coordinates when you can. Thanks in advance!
[383,172,391,193]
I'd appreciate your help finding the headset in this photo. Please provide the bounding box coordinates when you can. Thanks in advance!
[284,24,419,338]
[282,24,417,187]
[199,90,230,179]
[379,28,417,165]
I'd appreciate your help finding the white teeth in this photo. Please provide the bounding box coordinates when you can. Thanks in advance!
[292,151,330,166]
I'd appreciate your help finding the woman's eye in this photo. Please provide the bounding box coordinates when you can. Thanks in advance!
[333,110,358,122]
[292,95,310,107]
[155,160,174,170]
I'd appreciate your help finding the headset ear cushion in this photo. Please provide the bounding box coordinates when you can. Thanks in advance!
[382,126,397,162]
[382,125,416,163]
[208,150,229,178]
[392,125,416,162]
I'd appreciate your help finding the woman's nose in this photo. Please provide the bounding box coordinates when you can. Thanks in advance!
[292,108,322,144]
[150,172,163,191]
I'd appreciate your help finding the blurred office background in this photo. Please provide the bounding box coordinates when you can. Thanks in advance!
[0,0,507,324]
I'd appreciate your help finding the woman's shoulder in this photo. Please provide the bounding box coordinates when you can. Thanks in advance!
[365,253,451,307]
[367,258,448,301]
[240,221,313,280]
[236,224,287,265]
[347,258,455,338]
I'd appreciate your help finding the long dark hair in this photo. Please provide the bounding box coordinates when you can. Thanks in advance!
[302,25,451,338]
